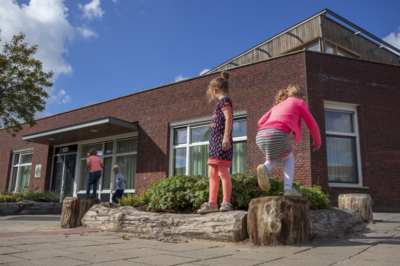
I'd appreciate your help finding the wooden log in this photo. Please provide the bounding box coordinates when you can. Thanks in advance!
[338,193,373,222]
[247,196,312,246]
[82,204,248,242]
[61,197,100,229]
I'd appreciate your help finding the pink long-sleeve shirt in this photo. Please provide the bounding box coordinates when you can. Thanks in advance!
[258,97,321,146]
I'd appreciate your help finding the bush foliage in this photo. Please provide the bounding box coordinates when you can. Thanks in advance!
[0,189,60,203]
[119,173,332,212]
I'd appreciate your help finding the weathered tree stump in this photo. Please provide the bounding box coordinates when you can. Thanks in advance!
[338,193,373,222]
[247,196,312,246]
[61,197,100,228]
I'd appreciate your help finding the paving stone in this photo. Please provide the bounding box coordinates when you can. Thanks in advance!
[258,257,338,266]
[128,254,199,266]
[0,254,26,264]
[3,257,87,266]
[336,259,399,266]
[0,247,26,255]
[71,250,142,263]
[156,242,225,252]
[9,249,76,260]
[172,248,234,260]
[194,256,266,266]
[10,243,67,251]
[95,260,153,266]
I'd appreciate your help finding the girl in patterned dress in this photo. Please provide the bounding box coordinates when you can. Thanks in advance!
[198,71,233,214]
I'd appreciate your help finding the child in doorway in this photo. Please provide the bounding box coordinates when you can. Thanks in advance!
[84,148,104,198]
[256,84,321,196]
[198,71,233,214]
[112,165,126,204]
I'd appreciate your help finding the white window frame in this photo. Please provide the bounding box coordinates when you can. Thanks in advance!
[8,148,34,192]
[324,101,364,188]
[169,110,247,177]
[50,132,138,202]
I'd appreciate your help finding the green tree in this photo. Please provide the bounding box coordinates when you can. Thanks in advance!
[0,32,53,136]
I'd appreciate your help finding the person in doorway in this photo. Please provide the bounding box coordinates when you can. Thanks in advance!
[112,165,126,204]
[198,71,233,214]
[256,84,321,196]
[84,148,104,198]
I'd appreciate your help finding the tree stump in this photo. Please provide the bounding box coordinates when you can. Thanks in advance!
[338,194,373,222]
[61,197,100,228]
[247,196,312,246]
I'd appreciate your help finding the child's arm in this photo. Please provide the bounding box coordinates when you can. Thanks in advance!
[84,160,90,173]
[258,110,271,127]
[115,177,124,187]
[222,109,233,151]
[100,161,104,169]
[300,101,321,151]
[124,179,127,184]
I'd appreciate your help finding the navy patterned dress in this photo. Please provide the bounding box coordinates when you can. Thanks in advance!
[207,97,233,167]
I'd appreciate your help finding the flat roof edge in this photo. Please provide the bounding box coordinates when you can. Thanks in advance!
[22,117,138,140]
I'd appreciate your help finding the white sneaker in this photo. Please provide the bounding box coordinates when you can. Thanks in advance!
[284,187,302,197]
[220,202,232,212]
[257,165,270,191]
[197,202,219,214]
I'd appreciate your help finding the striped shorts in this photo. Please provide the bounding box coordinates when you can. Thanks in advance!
[256,129,293,162]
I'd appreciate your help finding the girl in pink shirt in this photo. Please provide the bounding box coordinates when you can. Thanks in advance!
[84,148,104,198]
[256,84,321,196]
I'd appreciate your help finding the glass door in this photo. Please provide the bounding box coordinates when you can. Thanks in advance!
[51,153,77,201]
[63,154,77,198]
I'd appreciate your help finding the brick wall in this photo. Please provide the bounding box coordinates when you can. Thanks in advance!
[0,52,313,195]
[306,51,400,211]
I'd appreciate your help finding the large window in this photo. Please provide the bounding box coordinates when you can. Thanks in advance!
[9,150,33,191]
[170,114,247,177]
[78,137,137,196]
[324,39,360,59]
[324,102,362,187]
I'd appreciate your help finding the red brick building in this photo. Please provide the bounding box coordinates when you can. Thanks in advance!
[1,9,399,210]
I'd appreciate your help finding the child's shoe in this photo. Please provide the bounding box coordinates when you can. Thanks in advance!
[257,165,270,191]
[220,202,232,212]
[197,202,219,214]
[284,187,302,197]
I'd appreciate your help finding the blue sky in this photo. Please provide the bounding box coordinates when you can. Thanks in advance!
[1,0,399,118]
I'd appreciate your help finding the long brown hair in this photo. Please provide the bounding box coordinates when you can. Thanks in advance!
[206,71,230,103]
[274,84,306,105]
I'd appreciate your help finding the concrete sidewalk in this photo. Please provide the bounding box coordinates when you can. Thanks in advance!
[0,212,399,266]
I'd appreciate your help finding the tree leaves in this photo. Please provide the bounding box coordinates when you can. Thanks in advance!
[0,32,53,136]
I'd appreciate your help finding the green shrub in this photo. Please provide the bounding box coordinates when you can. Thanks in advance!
[118,173,332,212]
[0,189,60,203]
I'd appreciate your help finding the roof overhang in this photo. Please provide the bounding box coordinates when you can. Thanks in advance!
[22,117,138,145]
[203,8,400,74]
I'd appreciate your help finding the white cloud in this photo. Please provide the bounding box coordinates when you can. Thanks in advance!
[199,69,210,75]
[383,27,400,55]
[79,0,104,20]
[77,26,98,38]
[0,0,75,108]
[111,0,117,3]
[46,88,71,105]
[175,74,189,82]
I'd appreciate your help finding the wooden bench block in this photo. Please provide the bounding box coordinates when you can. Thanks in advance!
[338,193,373,222]
[61,197,100,228]
[247,196,312,246]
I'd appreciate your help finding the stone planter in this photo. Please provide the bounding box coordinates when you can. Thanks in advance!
[82,205,248,242]
[0,200,62,216]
